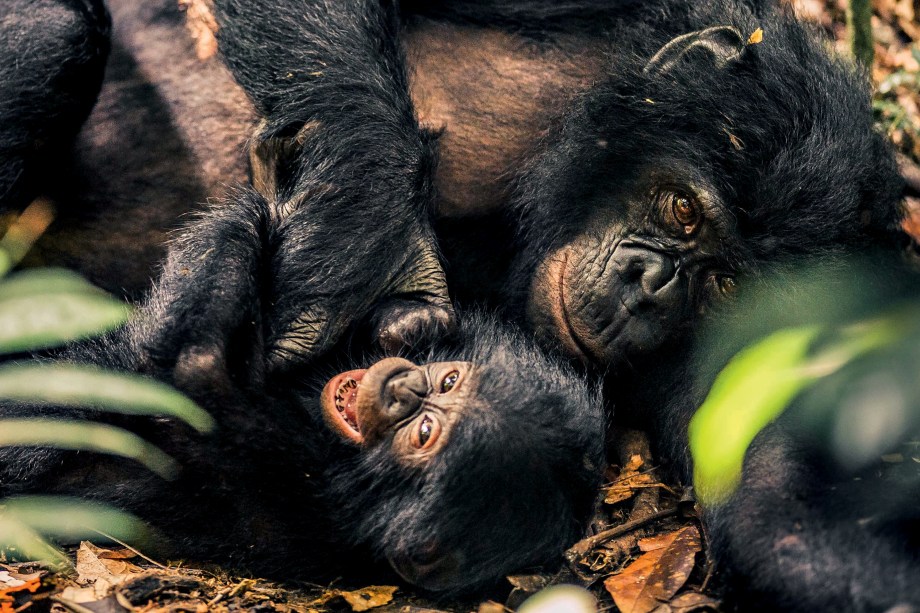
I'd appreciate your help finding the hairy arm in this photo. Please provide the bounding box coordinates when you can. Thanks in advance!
[212,0,454,365]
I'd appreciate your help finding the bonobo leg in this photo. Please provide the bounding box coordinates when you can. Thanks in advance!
[637,338,920,613]
[705,425,920,613]
[0,0,110,211]
[214,0,453,364]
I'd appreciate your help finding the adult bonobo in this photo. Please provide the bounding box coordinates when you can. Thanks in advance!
[0,0,915,607]
[209,0,906,369]
[207,2,919,610]
[0,186,606,594]
[0,0,906,363]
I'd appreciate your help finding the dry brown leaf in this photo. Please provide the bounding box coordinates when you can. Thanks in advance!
[637,531,688,553]
[669,591,720,612]
[0,572,27,589]
[604,526,702,613]
[0,575,41,613]
[76,542,143,587]
[902,197,920,242]
[337,586,398,612]
[604,454,662,506]
[0,566,44,586]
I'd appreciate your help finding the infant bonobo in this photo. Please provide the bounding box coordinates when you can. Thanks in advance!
[0,188,605,595]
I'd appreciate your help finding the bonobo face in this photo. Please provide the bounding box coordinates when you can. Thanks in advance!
[518,14,904,371]
[316,316,604,594]
[528,168,738,366]
[320,357,475,456]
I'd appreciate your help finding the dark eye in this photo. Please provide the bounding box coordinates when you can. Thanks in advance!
[712,274,737,298]
[439,370,460,393]
[719,276,737,296]
[670,193,701,234]
[411,414,441,449]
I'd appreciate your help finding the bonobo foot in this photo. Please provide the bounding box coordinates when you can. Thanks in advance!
[249,125,455,364]
[372,298,456,354]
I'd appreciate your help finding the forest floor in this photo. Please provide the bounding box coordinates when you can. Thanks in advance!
[3,1,920,613]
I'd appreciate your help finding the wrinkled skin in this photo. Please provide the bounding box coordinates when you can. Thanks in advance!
[510,10,906,373]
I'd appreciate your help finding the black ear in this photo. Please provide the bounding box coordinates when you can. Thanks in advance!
[644,26,747,76]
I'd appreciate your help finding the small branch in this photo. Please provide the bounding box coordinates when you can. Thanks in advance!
[565,507,678,563]
[846,0,874,68]
[89,529,167,569]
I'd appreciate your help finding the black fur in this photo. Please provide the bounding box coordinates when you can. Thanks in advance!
[509,1,904,373]
[0,0,109,210]
[206,1,917,609]
[634,258,920,612]
[0,0,915,608]
[0,187,606,595]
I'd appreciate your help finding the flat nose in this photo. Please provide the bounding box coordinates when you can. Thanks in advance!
[613,244,677,297]
[383,367,428,421]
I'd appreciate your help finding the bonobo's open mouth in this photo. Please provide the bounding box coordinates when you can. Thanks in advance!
[321,369,368,444]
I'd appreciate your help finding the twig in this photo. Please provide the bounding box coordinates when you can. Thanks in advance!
[206,587,231,607]
[227,579,255,598]
[565,507,679,562]
[89,529,167,570]
[205,579,254,608]
[50,597,98,613]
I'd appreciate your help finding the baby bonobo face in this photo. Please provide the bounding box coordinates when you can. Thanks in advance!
[321,357,476,459]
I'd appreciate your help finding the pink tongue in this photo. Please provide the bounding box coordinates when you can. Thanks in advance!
[343,386,359,426]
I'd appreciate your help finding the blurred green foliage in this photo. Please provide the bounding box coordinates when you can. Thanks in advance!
[847,0,875,67]
[691,311,915,505]
[689,256,920,506]
[0,203,209,568]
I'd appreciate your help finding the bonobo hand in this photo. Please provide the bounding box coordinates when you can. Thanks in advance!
[249,129,455,369]
[126,192,269,397]
[372,297,455,355]
[212,0,456,366]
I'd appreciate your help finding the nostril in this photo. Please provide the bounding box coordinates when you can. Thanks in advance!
[614,246,677,296]
[640,253,676,295]
[384,370,426,419]
[621,260,645,284]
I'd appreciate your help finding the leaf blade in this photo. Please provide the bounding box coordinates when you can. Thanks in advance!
[0,363,213,433]
[0,419,178,478]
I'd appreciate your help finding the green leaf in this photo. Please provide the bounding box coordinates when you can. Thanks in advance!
[690,326,822,505]
[0,269,105,301]
[0,270,131,354]
[0,419,178,478]
[0,516,70,569]
[0,363,213,433]
[0,496,145,543]
[690,313,907,505]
